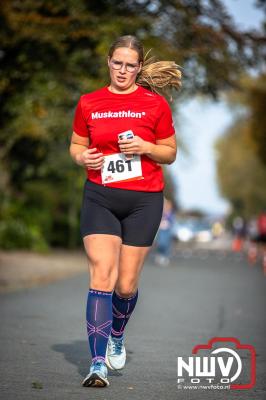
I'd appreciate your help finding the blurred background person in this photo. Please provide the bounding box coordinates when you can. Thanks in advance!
[247,210,266,267]
[231,215,247,252]
[155,198,175,266]
[257,210,266,243]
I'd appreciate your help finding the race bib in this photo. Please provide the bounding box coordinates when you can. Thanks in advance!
[101,153,143,184]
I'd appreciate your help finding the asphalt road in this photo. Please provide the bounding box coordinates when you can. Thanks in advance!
[0,250,265,400]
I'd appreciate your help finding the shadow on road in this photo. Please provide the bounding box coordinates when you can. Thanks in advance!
[51,340,134,378]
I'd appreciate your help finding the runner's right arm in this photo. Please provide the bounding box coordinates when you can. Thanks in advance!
[69,131,104,170]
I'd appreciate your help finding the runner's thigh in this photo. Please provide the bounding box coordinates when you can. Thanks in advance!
[80,183,122,239]
[121,191,164,246]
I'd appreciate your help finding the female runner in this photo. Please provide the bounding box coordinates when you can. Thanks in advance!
[70,35,181,388]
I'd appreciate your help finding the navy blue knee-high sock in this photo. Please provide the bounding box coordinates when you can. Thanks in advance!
[111,290,138,339]
[86,288,113,363]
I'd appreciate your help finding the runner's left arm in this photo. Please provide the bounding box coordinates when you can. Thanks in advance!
[119,134,177,164]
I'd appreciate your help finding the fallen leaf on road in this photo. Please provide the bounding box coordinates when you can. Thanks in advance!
[32,381,43,389]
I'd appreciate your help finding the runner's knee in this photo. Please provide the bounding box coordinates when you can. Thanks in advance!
[90,270,118,292]
[115,281,138,298]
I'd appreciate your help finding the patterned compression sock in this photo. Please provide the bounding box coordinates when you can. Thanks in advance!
[111,289,139,339]
[86,288,113,363]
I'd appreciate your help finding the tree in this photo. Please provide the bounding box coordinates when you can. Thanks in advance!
[215,117,266,219]
[244,74,266,166]
[225,73,266,166]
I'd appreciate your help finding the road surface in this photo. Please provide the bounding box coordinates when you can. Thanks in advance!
[0,250,265,399]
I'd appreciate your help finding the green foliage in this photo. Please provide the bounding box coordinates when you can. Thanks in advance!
[216,73,266,218]
[0,0,265,248]
[216,114,266,219]
[226,74,266,166]
[246,74,266,166]
[0,198,49,251]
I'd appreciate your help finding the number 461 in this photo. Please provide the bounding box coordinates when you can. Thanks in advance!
[107,160,132,173]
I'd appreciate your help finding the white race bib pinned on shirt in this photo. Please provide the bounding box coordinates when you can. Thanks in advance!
[101,153,143,184]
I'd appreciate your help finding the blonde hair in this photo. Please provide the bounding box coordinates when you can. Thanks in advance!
[108,35,182,99]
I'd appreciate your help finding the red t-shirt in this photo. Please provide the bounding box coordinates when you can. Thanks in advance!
[72,85,175,191]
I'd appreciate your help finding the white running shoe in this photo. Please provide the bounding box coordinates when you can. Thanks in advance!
[105,336,126,370]
[82,360,109,387]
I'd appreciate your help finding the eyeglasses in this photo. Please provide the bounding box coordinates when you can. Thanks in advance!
[110,60,139,73]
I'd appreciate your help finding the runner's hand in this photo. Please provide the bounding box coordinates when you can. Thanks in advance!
[79,148,104,170]
[118,136,150,155]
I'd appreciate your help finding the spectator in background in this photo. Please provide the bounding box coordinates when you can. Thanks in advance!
[232,216,246,239]
[247,210,266,267]
[257,210,266,243]
[231,215,247,252]
[246,217,258,241]
[155,198,175,266]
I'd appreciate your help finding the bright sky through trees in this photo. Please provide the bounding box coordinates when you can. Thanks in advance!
[172,0,264,215]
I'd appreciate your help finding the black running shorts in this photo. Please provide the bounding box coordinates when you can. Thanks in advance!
[80,180,164,246]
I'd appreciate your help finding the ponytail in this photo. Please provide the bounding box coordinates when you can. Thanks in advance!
[137,52,182,100]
